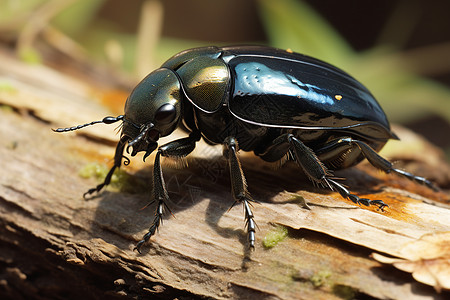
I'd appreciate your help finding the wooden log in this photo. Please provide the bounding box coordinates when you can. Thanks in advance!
[1,49,449,299]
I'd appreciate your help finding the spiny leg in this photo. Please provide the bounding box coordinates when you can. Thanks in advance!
[223,137,256,249]
[134,131,201,253]
[261,133,388,209]
[134,150,168,252]
[325,178,387,210]
[84,135,129,198]
[337,138,439,191]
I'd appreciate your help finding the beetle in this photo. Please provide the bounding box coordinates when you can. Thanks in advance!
[55,46,438,252]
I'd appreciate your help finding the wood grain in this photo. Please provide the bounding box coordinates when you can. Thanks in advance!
[1,49,449,300]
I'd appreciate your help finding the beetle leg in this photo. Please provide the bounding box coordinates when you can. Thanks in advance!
[337,138,439,191]
[262,134,388,209]
[261,134,333,185]
[288,135,390,209]
[223,136,257,250]
[83,135,129,198]
[135,131,201,253]
[325,178,388,210]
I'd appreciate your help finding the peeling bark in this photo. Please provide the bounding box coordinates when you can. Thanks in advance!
[1,50,449,300]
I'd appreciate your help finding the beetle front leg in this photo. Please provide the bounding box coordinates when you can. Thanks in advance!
[134,131,201,253]
[223,137,257,250]
[84,135,129,198]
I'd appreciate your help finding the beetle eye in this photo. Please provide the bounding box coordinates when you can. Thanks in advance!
[155,103,176,124]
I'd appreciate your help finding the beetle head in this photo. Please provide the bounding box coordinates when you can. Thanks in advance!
[122,68,182,160]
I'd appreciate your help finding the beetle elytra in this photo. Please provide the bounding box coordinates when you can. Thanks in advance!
[55,46,438,252]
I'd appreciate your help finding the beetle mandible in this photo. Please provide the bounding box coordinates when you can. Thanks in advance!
[55,46,438,252]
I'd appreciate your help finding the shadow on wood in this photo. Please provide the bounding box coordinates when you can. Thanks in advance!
[1,50,449,299]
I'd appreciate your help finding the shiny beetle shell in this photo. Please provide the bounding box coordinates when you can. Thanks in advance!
[55,46,437,252]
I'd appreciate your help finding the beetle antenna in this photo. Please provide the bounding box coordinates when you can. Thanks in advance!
[53,115,124,133]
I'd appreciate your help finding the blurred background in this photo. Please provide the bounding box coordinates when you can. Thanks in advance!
[1,0,449,158]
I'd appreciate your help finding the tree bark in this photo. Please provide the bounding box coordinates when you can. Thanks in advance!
[1,49,449,300]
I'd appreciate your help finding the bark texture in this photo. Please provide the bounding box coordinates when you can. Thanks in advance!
[1,49,450,300]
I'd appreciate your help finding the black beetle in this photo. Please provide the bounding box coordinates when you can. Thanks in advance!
[55,46,437,252]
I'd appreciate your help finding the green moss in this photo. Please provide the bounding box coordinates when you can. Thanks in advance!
[0,82,17,93]
[310,270,332,288]
[283,191,310,209]
[0,105,14,112]
[263,225,288,249]
[18,47,42,64]
[332,284,356,300]
[78,163,130,191]
[79,163,107,179]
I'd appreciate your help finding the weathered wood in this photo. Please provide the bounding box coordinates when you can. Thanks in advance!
[1,49,449,299]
